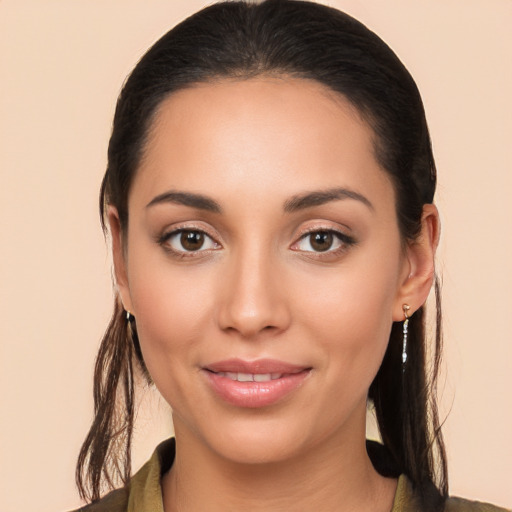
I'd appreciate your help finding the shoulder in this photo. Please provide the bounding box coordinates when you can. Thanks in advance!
[393,473,509,512]
[66,487,128,512]
[66,438,176,512]
[445,496,511,512]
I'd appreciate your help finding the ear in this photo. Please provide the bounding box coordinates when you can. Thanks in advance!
[107,206,134,314]
[393,204,440,321]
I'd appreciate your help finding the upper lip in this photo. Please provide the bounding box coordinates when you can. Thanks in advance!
[204,358,309,374]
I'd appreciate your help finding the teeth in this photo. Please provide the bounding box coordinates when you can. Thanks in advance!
[254,373,272,382]
[216,372,283,382]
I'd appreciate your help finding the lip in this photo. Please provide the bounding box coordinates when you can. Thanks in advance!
[203,358,311,408]
[205,358,307,374]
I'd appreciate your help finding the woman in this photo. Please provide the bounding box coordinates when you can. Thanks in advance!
[72,1,508,511]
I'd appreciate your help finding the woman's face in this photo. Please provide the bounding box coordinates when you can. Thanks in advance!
[114,78,424,464]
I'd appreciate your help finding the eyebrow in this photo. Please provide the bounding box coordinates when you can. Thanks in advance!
[146,187,373,214]
[283,187,374,213]
[146,191,222,213]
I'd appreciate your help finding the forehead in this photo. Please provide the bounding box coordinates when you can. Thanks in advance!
[147,77,371,159]
[132,77,393,209]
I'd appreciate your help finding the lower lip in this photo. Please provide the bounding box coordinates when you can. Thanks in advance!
[203,370,311,408]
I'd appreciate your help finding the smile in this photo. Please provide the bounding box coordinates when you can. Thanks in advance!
[213,372,283,382]
[203,359,311,408]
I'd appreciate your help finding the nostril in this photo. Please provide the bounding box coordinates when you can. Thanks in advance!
[216,271,292,337]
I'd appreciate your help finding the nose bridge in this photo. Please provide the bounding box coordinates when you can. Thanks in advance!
[217,239,289,337]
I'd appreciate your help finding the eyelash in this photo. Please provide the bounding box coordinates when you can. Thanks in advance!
[157,226,221,258]
[291,228,356,258]
[157,226,356,259]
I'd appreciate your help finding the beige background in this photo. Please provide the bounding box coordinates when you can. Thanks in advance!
[1,1,510,511]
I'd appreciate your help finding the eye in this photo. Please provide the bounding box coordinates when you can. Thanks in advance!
[292,230,354,253]
[162,229,219,253]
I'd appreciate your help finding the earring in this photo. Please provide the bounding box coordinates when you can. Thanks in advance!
[124,310,146,374]
[402,304,411,372]
[126,310,136,332]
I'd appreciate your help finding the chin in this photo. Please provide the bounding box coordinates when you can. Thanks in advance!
[174,408,316,466]
[214,427,306,465]
[179,404,354,469]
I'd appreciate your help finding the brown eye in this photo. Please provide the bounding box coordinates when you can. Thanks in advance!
[162,229,219,254]
[292,229,355,255]
[180,230,205,251]
[309,231,334,252]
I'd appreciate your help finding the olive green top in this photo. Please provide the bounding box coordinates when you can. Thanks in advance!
[70,438,509,512]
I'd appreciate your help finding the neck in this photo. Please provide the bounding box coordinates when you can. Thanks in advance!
[162,420,397,512]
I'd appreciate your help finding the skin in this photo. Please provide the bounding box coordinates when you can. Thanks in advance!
[110,77,439,511]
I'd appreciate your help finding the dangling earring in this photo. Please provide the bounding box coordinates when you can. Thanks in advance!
[402,304,411,372]
[124,309,149,380]
[126,310,135,336]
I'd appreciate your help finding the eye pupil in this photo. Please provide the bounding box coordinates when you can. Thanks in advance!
[180,231,205,251]
[310,231,333,252]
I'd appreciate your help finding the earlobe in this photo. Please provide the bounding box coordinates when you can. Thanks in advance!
[107,206,134,313]
[393,204,440,321]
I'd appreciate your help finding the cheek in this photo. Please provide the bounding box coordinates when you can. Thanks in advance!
[304,280,394,365]
[126,250,217,376]
[294,247,402,381]
[298,249,400,329]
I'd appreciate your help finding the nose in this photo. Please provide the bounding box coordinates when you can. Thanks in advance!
[216,247,291,339]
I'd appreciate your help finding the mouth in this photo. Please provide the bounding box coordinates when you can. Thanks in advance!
[203,359,311,408]
[212,372,285,382]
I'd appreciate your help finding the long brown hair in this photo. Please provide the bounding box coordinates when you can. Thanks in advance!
[77,0,447,507]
